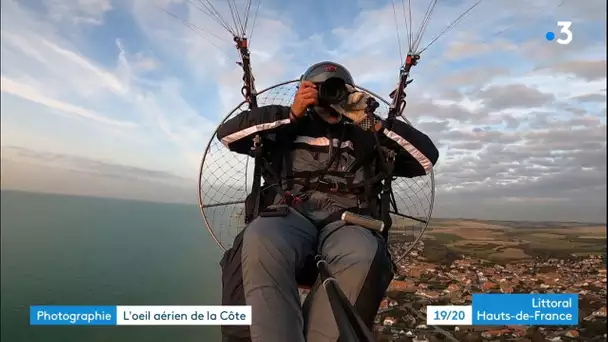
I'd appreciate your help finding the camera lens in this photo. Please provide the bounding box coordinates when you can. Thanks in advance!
[318,78,348,105]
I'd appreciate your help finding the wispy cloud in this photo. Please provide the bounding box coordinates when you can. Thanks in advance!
[43,0,113,25]
[1,76,136,128]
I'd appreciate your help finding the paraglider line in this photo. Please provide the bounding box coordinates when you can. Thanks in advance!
[189,0,235,36]
[248,0,262,42]
[158,7,226,42]
[407,0,414,51]
[391,0,404,65]
[412,0,438,52]
[227,0,244,36]
[418,0,483,54]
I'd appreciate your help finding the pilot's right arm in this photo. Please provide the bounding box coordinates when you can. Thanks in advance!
[216,105,293,154]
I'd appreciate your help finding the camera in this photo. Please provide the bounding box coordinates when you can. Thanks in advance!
[317,77,348,106]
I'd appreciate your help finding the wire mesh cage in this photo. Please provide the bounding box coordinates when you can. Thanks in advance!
[197,80,435,263]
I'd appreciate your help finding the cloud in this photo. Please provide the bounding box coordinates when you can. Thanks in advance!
[1,76,136,128]
[545,59,607,81]
[1,0,606,223]
[43,0,113,25]
[2,146,190,184]
[477,84,555,111]
[1,146,193,203]
[1,0,217,179]
[573,93,607,103]
[1,159,194,204]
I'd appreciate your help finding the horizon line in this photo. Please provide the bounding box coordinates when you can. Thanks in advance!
[1,188,605,226]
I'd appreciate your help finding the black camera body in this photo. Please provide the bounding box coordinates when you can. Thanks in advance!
[317,77,349,106]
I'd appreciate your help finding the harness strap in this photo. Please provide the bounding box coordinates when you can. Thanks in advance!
[289,174,384,192]
[247,135,263,224]
[362,164,380,219]
[246,121,395,230]
[378,147,395,239]
[290,180,364,196]
[291,170,355,179]
[282,138,295,191]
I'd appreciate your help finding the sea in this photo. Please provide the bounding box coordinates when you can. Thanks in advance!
[1,190,224,342]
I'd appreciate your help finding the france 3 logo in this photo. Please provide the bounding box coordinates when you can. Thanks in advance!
[546,21,573,45]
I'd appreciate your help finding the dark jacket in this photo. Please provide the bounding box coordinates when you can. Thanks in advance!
[216,105,439,224]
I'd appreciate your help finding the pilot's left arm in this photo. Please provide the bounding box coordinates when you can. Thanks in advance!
[373,118,439,178]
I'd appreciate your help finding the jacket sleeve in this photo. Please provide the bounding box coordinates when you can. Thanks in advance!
[377,119,439,178]
[216,105,292,154]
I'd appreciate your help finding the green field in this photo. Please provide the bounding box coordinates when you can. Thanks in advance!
[392,218,606,262]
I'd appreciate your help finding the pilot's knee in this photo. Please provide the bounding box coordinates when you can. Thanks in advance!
[322,225,384,271]
[242,216,304,270]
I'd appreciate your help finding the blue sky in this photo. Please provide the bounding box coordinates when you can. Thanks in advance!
[1,0,606,222]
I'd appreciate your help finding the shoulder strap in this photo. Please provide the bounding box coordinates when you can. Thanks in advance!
[378,147,395,240]
[246,124,300,223]
[248,135,263,223]
[280,120,303,191]
[283,136,295,191]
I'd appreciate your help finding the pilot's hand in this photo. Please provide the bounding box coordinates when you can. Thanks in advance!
[290,81,318,119]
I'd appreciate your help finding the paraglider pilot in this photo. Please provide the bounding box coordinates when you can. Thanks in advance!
[216,61,439,342]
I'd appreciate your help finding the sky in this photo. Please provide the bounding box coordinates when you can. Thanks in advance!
[1,0,606,222]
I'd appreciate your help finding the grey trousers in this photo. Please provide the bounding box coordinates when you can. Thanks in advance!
[236,206,393,342]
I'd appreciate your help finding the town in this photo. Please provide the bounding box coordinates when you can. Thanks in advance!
[371,241,607,342]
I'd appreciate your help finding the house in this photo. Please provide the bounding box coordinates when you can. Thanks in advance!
[565,330,579,338]
[383,317,396,326]
[416,290,440,299]
[387,280,416,292]
[481,328,511,338]
[446,283,460,293]
[593,306,607,318]
[510,327,526,337]
[500,282,514,293]
[482,282,498,291]
[412,336,429,342]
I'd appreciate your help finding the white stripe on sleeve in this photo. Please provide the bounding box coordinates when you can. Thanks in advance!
[220,118,292,147]
[383,128,433,174]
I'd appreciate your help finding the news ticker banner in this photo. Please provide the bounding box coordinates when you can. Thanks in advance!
[427,294,578,326]
[30,294,578,326]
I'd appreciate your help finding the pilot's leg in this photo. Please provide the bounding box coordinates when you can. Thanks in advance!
[240,206,317,342]
[302,221,394,342]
